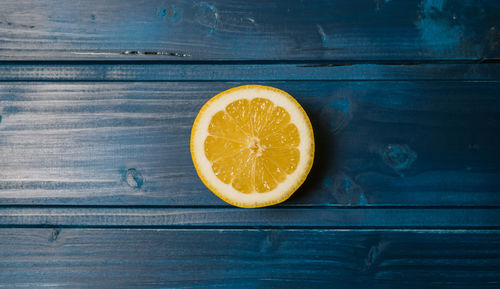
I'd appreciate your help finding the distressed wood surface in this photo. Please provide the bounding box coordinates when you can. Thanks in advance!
[1,207,499,228]
[0,81,499,206]
[0,0,498,60]
[0,0,499,288]
[1,229,499,288]
[0,63,499,81]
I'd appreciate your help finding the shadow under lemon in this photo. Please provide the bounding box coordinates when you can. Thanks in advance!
[284,103,342,205]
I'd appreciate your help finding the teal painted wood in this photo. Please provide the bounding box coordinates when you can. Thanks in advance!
[0,0,499,287]
[0,63,498,81]
[1,229,499,288]
[0,81,499,206]
[0,0,498,60]
[1,207,499,228]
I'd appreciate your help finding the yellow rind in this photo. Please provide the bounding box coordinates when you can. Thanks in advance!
[190,85,315,208]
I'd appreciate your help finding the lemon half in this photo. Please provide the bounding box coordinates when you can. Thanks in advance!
[191,85,314,208]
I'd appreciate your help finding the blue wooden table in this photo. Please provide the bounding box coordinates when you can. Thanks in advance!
[1,0,500,287]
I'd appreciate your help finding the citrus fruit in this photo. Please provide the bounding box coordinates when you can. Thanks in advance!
[190,85,314,208]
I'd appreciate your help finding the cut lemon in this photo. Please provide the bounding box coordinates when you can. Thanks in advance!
[191,85,314,208]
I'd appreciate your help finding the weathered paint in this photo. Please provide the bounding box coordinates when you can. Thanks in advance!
[0,0,498,288]
[125,168,144,189]
[157,4,182,22]
[1,229,500,288]
[0,81,498,206]
[381,144,417,171]
[0,0,498,60]
[197,1,219,34]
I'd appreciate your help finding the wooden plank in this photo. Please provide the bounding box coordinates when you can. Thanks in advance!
[1,229,499,288]
[0,63,499,81]
[0,81,499,206]
[0,0,498,60]
[1,207,499,228]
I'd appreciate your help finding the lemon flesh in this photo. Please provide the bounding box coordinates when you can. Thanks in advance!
[191,85,314,208]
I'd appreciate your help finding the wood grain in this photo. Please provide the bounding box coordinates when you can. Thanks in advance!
[0,1,498,286]
[1,81,499,206]
[1,207,499,228]
[0,0,498,60]
[1,229,499,288]
[0,63,498,81]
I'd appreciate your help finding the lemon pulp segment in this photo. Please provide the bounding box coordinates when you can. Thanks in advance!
[204,98,300,194]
